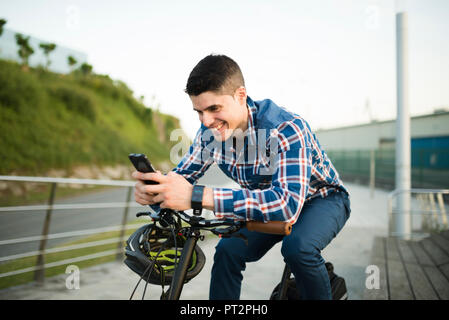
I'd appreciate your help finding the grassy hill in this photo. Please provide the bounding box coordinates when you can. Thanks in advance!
[0,59,187,176]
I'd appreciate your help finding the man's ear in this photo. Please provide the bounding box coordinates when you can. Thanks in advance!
[234,86,247,105]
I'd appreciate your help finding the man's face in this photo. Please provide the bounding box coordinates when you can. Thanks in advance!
[190,88,248,142]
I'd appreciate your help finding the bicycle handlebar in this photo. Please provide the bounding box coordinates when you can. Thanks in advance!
[139,209,292,236]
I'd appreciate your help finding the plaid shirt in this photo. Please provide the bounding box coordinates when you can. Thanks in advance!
[170,96,348,224]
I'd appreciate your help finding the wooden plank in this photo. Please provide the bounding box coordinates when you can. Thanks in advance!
[423,265,449,300]
[385,237,401,261]
[403,263,438,300]
[439,263,449,280]
[421,238,449,266]
[364,237,389,300]
[430,233,449,256]
[440,230,449,241]
[397,239,440,299]
[408,241,435,267]
[384,238,414,299]
[387,259,414,299]
[397,239,418,264]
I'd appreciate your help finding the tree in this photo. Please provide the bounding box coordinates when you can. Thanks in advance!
[0,18,6,37]
[15,33,34,69]
[67,55,77,72]
[39,42,56,70]
[0,19,6,54]
[79,62,93,76]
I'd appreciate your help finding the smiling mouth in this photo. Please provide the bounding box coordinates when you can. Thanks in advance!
[211,121,226,132]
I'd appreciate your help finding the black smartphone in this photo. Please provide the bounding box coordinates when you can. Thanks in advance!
[128,153,159,185]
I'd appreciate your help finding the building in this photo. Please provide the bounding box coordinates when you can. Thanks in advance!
[0,28,87,74]
[315,111,449,189]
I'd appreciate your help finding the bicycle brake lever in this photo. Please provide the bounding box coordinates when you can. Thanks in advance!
[136,211,160,220]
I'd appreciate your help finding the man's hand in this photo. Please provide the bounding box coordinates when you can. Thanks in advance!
[132,171,193,211]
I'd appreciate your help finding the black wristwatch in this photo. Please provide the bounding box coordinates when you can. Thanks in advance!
[191,184,205,216]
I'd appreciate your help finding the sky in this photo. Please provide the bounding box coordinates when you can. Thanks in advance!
[1,0,448,139]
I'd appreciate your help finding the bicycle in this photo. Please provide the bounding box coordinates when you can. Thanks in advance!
[124,208,291,300]
[124,208,347,300]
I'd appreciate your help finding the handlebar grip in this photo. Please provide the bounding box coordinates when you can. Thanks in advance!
[246,221,292,235]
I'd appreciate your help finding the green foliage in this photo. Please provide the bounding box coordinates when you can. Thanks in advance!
[39,42,56,69]
[0,60,45,112]
[67,55,77,73]
[48,85,96,122]
[0,18,6,36]
[15,33,34,66]
[79,62,92,75]
[0,59,184,175]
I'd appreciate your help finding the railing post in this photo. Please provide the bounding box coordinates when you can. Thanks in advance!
[388,194,393,236]
[436,193,448,228]
[370,149,376,199]
[117,186,133,261]
[34,182,57,284]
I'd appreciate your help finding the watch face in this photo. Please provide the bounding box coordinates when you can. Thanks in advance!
[192,185,204,206]
[192,185,204,216]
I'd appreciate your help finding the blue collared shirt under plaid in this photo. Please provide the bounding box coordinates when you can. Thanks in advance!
[170,96,348,224]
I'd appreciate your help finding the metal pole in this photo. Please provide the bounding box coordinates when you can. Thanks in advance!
[34,182,57,283]
[370,149,376,199]
[116,186,133,261]
[395,11,411,240]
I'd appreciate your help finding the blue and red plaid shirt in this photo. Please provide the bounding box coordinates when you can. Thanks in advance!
[169,96,348,224]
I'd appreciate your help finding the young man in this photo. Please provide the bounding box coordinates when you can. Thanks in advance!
[132,54,351,300]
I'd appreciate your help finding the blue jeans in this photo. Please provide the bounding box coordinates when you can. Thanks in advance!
[209,191,351,300]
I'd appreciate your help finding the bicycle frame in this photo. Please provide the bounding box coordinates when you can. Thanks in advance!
[166,228,200,300]
[277,264,292,300]
[130,209,291,300]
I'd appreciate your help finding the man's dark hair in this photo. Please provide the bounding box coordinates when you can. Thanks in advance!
[185,54,245,96]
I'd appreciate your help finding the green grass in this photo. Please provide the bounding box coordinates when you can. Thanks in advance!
[0,59,194,290]
[0,59,187,176]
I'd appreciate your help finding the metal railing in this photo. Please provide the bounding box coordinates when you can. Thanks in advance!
[387,188,449,240]
[327,148,449,190]
[0,175,145,284]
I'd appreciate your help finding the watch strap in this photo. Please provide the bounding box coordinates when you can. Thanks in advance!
[191,184,205,216]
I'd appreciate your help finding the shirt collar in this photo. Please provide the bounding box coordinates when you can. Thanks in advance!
[246,96,258,147]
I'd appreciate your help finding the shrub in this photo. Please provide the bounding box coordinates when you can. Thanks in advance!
[0,60,45,112]
[48,85,96,122]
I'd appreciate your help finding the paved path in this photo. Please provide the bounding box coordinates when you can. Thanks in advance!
[0,166,390,300]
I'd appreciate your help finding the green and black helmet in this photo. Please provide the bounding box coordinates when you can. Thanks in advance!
[124,223,206,285]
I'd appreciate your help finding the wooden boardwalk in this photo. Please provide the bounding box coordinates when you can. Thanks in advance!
[364,230,449,300]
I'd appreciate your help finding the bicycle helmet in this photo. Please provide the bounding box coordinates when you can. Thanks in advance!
[124,222,206,286]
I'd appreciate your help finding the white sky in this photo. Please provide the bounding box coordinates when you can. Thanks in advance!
[1,0,448,139]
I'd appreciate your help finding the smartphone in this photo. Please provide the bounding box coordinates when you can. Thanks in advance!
[128,153,159,185]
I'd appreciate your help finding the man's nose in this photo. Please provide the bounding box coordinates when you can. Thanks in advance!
[202,112,214,127]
